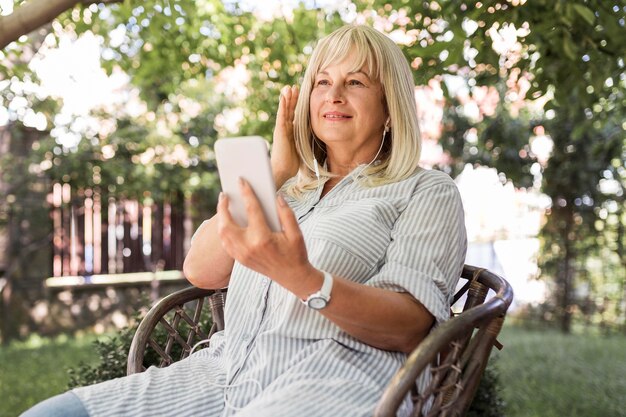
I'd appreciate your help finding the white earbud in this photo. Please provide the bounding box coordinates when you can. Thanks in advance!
[313,157,320,180]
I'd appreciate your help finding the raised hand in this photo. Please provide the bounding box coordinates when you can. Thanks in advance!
[216,178,319,297]
[271,85,300,189]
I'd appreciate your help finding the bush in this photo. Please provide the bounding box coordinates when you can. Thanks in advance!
[67,324,137,388]
[467,360,506,417]
[67,301,213,389]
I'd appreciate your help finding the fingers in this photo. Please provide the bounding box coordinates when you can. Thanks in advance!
[276,194,301,241]
[288,85,299,120]
[216,192,239,255]
[216,192,234,228]
[281,87,291,121]
[277,86,287,119]
[239,178,272,233]
[279,85,298,124]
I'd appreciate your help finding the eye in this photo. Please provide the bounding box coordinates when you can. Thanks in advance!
[347,79,365,86]
[315,79,330,86]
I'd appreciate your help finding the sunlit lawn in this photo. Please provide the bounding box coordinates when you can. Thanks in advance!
[0,334,99,417]
[496,325,626,417]
[1,326,625,417]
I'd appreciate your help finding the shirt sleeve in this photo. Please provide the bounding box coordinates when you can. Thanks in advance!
[366,174,467,325]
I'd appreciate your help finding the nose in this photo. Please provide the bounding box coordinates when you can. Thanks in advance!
[325,83,345,103]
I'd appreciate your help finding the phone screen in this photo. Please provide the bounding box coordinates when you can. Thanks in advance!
[214,136,281,232]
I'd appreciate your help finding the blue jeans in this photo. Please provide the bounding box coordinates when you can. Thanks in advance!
[20,391,89,417]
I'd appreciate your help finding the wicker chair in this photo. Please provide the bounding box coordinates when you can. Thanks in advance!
[127,265,513,416]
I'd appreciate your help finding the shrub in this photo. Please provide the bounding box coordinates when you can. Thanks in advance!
[67,301,213,389]
[67,324,137,388]
[467,360,506,417]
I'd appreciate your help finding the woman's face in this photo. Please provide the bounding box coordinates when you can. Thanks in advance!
[309,53,387,164]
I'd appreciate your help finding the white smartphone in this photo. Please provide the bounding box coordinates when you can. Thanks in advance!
[214,136,281,232]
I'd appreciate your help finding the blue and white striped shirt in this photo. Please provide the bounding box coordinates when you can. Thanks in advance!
[73,167,467,417]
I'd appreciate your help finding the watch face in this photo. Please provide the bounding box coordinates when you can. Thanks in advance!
[308,297,328,310]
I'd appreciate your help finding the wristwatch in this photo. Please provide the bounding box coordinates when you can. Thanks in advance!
[303,270,333,310]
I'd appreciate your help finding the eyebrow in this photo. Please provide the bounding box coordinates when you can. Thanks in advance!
[317,69,371,79]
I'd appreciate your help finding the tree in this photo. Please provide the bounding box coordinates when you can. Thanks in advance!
[378,0,625,332]
[0,0,125,50]
[0,0,345,343]
[1,0,624,340]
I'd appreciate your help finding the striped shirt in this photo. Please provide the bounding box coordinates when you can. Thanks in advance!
[73,167,467,416]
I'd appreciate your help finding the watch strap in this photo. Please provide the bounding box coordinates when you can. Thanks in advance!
[302,270,333,309]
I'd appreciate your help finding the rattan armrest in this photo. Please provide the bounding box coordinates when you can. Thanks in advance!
[374,266,514,417]
[127,286,227,375]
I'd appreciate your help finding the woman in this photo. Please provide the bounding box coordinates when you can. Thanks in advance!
[22,24,466,417]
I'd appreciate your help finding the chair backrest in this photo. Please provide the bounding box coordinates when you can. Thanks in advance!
[373,265,514,417]
[127,265,513,417]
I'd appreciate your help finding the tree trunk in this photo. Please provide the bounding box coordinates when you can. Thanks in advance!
[0,277,13,346]
[616,202,626,335]
[1,203,20,345]
[558,207,575,333]
[0,0,123,50]
[559,257,573,334]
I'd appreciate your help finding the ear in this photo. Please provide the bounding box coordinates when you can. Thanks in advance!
[384,117,391,133]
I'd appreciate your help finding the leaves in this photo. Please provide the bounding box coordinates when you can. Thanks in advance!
[1,0,625,336]
[572,4,596,26]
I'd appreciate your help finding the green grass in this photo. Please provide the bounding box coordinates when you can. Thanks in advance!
[0,334,99,417]
[1,326,624,417]
[496,325,626,417]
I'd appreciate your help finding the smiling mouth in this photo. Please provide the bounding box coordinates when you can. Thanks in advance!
[323,114,352,119]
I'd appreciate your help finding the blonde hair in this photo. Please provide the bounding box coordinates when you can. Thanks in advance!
[286,25,421,197]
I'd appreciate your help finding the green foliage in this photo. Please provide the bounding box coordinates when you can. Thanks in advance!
[32,76,226,202]
[68,1,345,113]
[467,361,506,417]
[538,101,625,331]
[0,121,55,343]
[372,0,626,112]
[2,2,346,206]
[497,325,626,417]
[76,1,240,105]
[2,0,626,336]
[409,0,626,331]
[440,96,535,188]
[67,300,214,389]
[0,334,99,416]
[66,326,137,388]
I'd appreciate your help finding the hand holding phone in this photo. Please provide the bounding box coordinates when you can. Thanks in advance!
[214,136,281,232]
